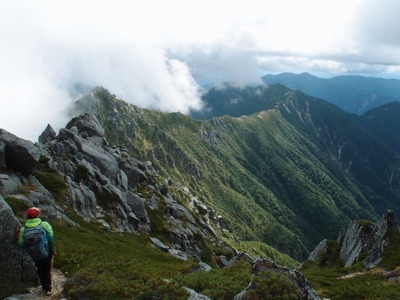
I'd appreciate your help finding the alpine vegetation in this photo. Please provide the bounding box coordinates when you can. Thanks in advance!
[1,84,400,299]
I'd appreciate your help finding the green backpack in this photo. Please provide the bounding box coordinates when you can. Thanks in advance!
[23,223,49,262]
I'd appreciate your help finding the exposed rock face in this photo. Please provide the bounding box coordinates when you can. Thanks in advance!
[0,129,41,175]
[307,239,328,263]
[38,124,56,144]
[0,112,236,297]
[28,113,227,256]
[308,210,398,268]
[0,196,37,292]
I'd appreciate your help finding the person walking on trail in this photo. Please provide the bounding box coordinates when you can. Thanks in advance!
[17,207,56,296]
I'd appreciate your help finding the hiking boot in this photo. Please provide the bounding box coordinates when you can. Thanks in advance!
[45,288,52,296]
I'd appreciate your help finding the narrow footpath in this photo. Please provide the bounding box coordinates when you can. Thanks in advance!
[5,269,66,300]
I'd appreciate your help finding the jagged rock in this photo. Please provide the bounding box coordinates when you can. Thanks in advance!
[98,219,111,230]
[232,255,320,300]
[126,192,150,225]
[226,252,254,268]
[0,129,40,175]
[67,180,98,219]
[167,201,196,224]
[201,128,217,146]
[309,210,399,269]
[66,113,105,139]
[190,198,209,216]
[38,124,56,144]
[185,288,212,300]
[0,108,243,298]
[168,248,188,260]
[0,196,37,292]
[197,262,212,272]
[340,210,397,268]
[150,237,170,252]
[0,173,22,196]
[80,141,119,180]
[338,220,366,267]
[119,162,147,188]
[307,239,328,263]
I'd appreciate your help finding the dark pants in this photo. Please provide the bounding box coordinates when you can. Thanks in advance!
[35,255,52,291]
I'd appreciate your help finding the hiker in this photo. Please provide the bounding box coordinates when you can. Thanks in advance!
[17,207,56,296]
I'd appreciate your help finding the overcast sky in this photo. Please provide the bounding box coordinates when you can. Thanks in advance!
[1,0,400,141]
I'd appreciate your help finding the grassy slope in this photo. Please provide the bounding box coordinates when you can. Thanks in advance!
[5,191,297,299]
[301,231,400,299]
[71,88,400,261]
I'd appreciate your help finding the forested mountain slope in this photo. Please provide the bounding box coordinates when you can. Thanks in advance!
[71,86,400,260]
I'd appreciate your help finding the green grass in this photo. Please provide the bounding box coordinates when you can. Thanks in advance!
[301,261,400,299]
[53,210,197,299]
[241,241,299,268]
[33,169,68,202]
[47,209,312,299]
[5,196,30,218]
[380,231,400,269]
[175,260,252,299]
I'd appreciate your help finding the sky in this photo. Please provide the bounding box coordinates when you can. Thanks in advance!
[1,0,400,141]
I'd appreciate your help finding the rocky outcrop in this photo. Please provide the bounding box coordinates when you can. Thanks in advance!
[0,113,230,259]
[0,129,41,175]
[0,111,238,298]
[232,254,320,300]
[0,196,37,294]
[308,210,398,268]
[38,124,56,144]
[307,239,329,263]
[341,210,397,268]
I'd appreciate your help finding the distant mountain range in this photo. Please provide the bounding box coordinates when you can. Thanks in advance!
[261,72,400,114]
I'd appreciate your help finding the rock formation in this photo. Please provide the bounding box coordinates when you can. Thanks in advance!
[231,253,320,300]
[307,210,398,268]
[0,129,40,175]
[0,112,235,296]
[0,108,321,299]
[0,196,37,292]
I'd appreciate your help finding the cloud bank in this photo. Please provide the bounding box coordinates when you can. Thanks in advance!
[1,0,400,141]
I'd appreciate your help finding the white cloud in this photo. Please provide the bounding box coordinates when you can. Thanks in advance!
[0,0,204,141]
[1,0,400,140]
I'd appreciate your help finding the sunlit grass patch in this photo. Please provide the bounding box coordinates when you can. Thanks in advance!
[53,211,197,299]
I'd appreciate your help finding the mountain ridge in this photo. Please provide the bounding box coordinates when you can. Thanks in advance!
[2,84,400,298]
[262,72,400,114]
[70,86,400,259]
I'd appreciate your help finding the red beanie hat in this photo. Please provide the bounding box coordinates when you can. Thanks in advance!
[27,207,40,218]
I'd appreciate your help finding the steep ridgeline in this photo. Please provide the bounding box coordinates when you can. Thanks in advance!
[0,116,227,296]
[0,112,312,299]
[262,72,400,114]
[2,114,232,256]
[70,87,400,260]
[360,101,400,153]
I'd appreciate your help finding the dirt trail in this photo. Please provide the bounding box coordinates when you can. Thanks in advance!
[337,271,365,279]
[5,269,67,300]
